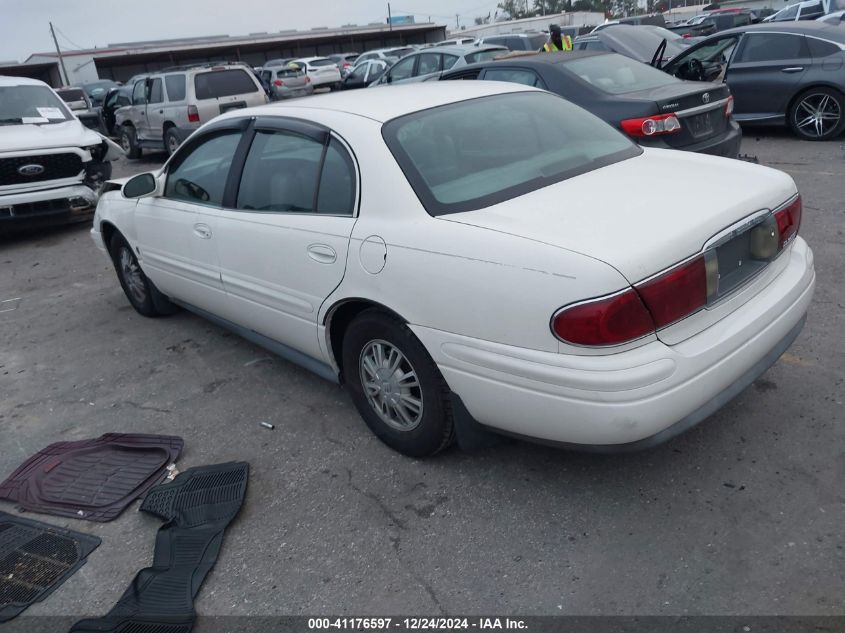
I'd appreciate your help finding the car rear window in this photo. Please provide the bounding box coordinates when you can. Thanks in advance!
[57,89,86,101]
[382,91,640,215]
[309,58,336,67]
[465,49,506,64]
[565,53,678,94]
[193,69,259,99]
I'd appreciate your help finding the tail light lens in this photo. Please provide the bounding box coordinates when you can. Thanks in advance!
[635,256,708,329]
[620,113,681,137]
[725,95,734,117]
[775,195,802,249]
[273,79,284,86]
[552,289,655,346]
[187,105,199,123]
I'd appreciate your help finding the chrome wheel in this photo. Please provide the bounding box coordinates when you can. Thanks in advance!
[119,247,146,304]
[120,131,132,153]
[794,93,841,139]
[359,339,423,431]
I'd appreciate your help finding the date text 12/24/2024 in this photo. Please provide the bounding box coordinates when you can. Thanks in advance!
[308,618,528,630]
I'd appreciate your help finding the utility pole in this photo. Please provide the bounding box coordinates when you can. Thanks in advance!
[49,22,69,86]
[456,13,460,29]
[388,2,393,31]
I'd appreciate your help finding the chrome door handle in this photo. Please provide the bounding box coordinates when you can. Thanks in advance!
[193,223,212,239]
[781,66,804,73]
[307,244,337,264]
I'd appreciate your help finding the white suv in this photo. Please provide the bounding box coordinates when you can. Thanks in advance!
[116,64,267,158]
[1,76,121,231]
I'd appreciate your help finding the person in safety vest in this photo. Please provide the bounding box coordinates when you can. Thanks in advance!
[541,24,573,52]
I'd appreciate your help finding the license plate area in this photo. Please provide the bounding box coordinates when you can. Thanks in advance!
[219,101,246,114]
[706,214,778,304]
[688,111,715,139]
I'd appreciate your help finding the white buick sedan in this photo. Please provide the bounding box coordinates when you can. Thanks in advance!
[92,83,815,457]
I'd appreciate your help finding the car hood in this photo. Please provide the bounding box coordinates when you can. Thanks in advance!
[440,148,797,283]
[0,120,105,153]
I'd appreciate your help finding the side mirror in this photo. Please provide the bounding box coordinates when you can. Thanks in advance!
[123,173,157,198]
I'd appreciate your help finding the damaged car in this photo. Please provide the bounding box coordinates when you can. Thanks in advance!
[1,76,122,231]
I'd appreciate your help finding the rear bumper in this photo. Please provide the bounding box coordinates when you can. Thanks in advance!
[411,238,814,448]
[641,120,742,158]
[0,184,97,231]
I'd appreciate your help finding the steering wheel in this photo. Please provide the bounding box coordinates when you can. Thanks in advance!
[687,58,705,81]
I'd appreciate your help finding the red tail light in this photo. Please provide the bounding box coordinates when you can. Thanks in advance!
[620,113,681,137]
[725,95,734,117]
[775,195,802,249]
[187,105,199,123]
[552,289,655,346]
[635,256,707,329]
[273,79,284,86]
[343,62,351,68]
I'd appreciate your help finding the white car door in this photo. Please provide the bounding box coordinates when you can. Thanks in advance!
[211,117,358,361]
[134,126,245,316]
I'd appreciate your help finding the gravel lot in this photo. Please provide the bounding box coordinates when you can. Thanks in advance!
[1,130,844,621]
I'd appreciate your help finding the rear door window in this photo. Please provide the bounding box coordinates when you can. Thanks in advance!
[417,53,443,75]
[388,55,417,82]
[147,78,163,104]
[164,74,186,101]
[194,69,260,99]
[442,54,459,69]
[807,37,841,58]
[737,33,808,62]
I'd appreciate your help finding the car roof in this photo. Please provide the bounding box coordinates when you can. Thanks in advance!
[420,44,506,55]
[229,81,536,123]
[0,75,50,88]
[454,49,613,67]
[295,56,332,62]
[718,21,845,41]
[482,32,544,38]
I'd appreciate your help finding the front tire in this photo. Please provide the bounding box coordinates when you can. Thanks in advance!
[109,233,173,317]
[342,310,455,457]
[120,126,142,159]
[788,87,845,141]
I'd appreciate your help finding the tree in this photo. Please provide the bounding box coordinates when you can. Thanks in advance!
[497,0,534,19]
[534,0,572,14]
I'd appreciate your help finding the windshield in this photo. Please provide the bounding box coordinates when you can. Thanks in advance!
[566,53,679,94]
[57,89,86,102]
[0,85,72,125]
[382,92,640,215]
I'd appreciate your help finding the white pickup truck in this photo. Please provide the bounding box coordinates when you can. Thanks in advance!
[1,76,122,232]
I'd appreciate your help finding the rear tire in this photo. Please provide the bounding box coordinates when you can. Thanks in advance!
[164,127,180,156]
[120,126,142,159]
[342,310,455,457]
[109,233,175,317]
[788,87,845,141]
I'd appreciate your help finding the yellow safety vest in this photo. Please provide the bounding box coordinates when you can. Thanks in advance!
[543,35,572,52]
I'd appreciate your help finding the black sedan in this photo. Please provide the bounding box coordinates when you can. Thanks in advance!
[440,51,741,157]
[660,22,845,140]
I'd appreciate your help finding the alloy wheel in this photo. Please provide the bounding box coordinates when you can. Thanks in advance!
[359,339,423,431]
[795,93,841,139]
[119,247,146,304]
[120,133,132,153]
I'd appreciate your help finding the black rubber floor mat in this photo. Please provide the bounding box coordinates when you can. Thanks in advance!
[0,433,184,522]
[0,511,100,622]
[69,462,249,633]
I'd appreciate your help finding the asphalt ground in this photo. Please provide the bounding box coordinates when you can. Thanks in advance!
[1,128,844,624]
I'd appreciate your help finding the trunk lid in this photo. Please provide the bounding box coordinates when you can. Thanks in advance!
[628,82,732,148]
[440,148,796,285]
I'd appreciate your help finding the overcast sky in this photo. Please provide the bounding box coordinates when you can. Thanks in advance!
[1,0,502,62]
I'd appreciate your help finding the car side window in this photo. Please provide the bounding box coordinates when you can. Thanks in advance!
[236,130,323,212]
[807,37,840,58]
[388,55,417,82]
[132,81,145,105]
[164,131,242,206]
[317,139,356,215]
[482,68,545,89]
[417,53,442,75]
[147,78,163,104]
[582,40,610,52]
[348,64,368,81]
[737,33,807,63]
[164,74,186,101]
[367,62,388,82]
[442,54,459,69]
